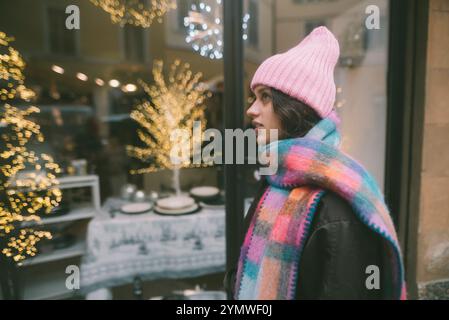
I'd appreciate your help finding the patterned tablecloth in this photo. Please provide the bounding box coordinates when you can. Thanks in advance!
[80,197,227,293]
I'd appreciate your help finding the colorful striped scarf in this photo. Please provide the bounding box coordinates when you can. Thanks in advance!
[234,116,406,300]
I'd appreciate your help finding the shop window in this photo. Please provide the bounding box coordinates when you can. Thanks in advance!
[246,0,390,194]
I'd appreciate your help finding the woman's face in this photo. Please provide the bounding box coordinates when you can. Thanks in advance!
[246,85,282,145]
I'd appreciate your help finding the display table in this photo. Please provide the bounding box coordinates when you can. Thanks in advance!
[80,197,227,298]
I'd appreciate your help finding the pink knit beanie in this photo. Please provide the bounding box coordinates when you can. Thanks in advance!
[251,26,340,119]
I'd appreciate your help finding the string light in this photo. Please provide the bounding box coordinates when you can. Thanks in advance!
[335,86,346,109]
[127,59,212,175]
[184,0,250,59]
[89,0,177,28]
[122,83,137,93]
[51,65,64,75]
[1,31,62,263]
[109,79,120,88]
[95,78,105,86]
[0,104,62,263]
[0,32,35,101]
[76,72,88,81]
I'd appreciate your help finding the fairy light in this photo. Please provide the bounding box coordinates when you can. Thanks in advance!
[89,0,177,28]
[0,105,62,263]
[1,228,53,262]
[76,72,88,81]
[184,0,250,59]
[51,65,64,74]
[109,79,120,88]
[127,59,212,175]
[335,86,346,109]
[122,83,137,93]
[95,78,105,86]
[0,32,35,101]
[1,31,62,263]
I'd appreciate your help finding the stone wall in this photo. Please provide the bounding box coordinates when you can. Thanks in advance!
[416,0,449,299]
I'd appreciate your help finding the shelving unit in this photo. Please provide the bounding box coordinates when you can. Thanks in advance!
[21,205,96,227]
[21,240,86,267]
[21,260,80,300]
[16,175,101,300]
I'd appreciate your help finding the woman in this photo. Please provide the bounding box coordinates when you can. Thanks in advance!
[224,27,406,300]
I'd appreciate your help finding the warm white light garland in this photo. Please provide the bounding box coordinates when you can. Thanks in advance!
[90,0,177,28]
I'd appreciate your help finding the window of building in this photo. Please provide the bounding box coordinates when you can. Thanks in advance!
[47,7,77,56]
[123,24,145,62]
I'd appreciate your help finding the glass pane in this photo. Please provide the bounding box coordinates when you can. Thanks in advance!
[243,0,389,197]
[0,0,225,300]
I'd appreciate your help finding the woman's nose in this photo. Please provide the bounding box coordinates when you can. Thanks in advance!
[246,102,259,118]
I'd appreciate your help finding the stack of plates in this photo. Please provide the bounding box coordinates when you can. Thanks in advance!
[154,196,199,216]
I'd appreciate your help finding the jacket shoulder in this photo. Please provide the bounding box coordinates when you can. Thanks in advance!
[312,191,361,230]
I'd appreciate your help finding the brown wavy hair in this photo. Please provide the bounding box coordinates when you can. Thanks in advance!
[270,88,321,139]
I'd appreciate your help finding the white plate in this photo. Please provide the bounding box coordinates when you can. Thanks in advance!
[120,202,153,214]
[190,186,220,198]
[154,203,199,215]
[156,196,195,210]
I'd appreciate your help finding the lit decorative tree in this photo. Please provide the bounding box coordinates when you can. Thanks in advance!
[127,59,211,195]
[90,0,177,28]
[0,32,62,266]
[1,105,63,261]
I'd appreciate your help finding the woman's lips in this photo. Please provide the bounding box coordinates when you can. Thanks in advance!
[252,121,263,129]
[252,121,264,136]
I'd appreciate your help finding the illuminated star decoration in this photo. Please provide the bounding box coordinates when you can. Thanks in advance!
[184,0,250,59]
[127,59,212,175]
[90,0,177,28]
[0,32,35,101]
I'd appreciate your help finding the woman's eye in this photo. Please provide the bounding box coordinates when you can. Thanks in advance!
[261,93,271,101]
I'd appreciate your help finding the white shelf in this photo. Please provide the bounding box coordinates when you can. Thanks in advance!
[57,175,99,189]
[22,267,78,300]
[20,240,86,267]
[21,205,96,227]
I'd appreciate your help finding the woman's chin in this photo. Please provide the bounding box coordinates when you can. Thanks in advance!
[256,136,269,146]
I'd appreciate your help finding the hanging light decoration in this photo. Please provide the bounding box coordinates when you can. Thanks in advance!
[184,0,250,60]
[90,0,177,28]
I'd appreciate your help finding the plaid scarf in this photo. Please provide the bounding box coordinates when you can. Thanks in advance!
[234,117,406,300]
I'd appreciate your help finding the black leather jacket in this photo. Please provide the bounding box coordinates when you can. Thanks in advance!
[224,180,390,300]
